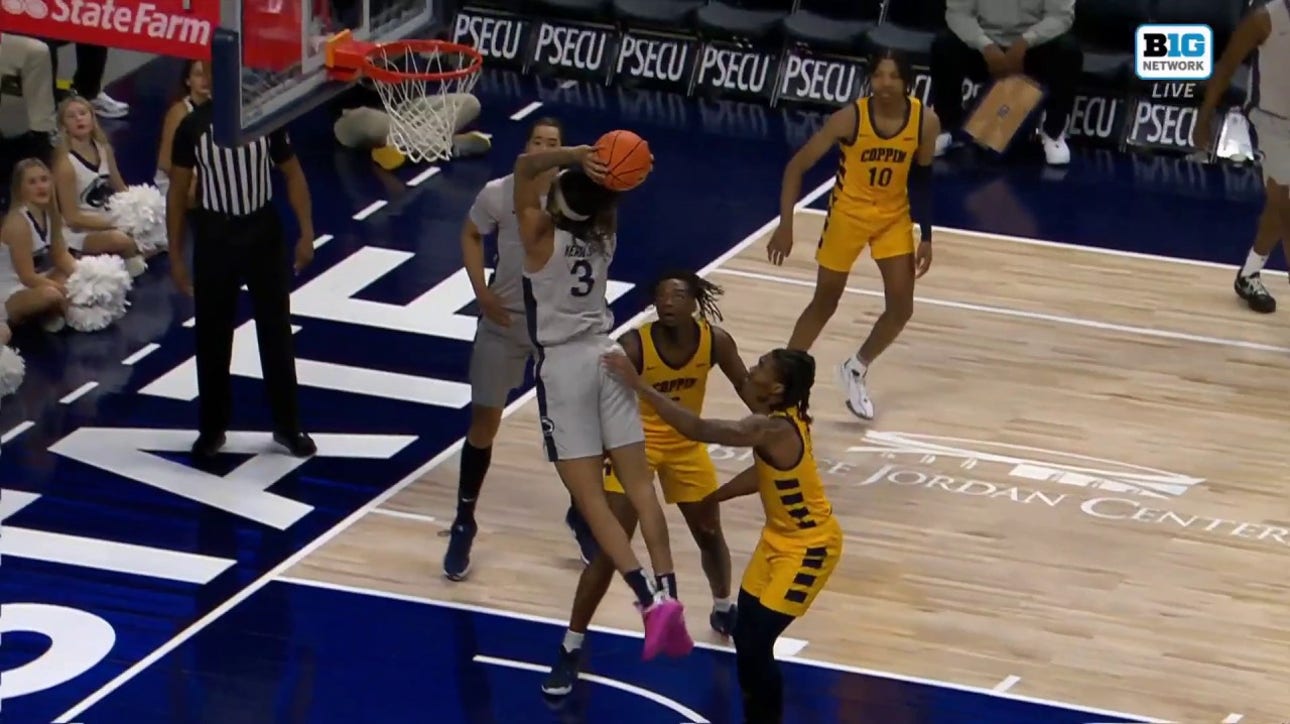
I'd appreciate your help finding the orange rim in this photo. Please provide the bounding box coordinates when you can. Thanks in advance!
[359,39,484,84]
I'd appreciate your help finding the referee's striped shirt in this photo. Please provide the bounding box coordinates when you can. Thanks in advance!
[170,100,293,216]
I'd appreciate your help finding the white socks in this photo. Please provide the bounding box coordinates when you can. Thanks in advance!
[1241,249,1270,278]
[713,598,732,613]
[562,629,584,653]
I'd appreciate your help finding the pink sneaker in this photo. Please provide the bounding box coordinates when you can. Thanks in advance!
[639,598,694,660]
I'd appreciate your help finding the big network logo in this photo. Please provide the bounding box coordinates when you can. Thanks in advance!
[1135,24,1214,80]
[2,0,50,17]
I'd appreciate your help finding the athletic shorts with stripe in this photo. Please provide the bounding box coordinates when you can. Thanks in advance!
[535,334,645,461]
[468,316,533,409]
[741,517,843,618]
[603,441,718,504]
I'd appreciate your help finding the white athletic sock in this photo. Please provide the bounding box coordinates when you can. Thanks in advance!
[713,598,733,612]
[851,355,868,374]
[563,630,585,653]
[1241,249,1270,278]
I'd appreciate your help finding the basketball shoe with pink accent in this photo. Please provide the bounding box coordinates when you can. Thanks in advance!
[639,597,693,660]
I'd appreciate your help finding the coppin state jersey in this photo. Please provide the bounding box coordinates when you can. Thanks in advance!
[829,96,922,222]
[522,227,615,347]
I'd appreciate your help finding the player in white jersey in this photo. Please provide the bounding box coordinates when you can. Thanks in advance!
[50,96,144,276]
[514,144,693,661]
[443,117,599,581]
[1197,0,1290,313]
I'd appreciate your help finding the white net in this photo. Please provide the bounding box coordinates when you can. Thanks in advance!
[365,44,483,163]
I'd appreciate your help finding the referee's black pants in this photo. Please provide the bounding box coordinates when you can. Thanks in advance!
[191,206,301,438]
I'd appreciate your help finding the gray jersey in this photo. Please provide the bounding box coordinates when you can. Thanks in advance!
[468,174,536,313]
[1251,0,1290,119]
[522,227,615,347]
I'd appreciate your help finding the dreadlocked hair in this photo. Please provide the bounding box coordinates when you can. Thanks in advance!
[654,270,725,321]
[769,348,816,425]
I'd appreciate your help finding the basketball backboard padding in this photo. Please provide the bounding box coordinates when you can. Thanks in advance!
[213,0,441,146]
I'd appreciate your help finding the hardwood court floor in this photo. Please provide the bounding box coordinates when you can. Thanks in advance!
[287,212,1290,723]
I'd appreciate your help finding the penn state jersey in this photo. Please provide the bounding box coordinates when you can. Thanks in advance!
[1250,0,1290,119]
[522,228,615,347]
[468,175,545,314]
[0,207,52,294]
[69,142,113,212]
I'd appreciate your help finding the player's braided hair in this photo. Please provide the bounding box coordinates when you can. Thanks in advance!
[770,348,816,424]
[654,270,725,321]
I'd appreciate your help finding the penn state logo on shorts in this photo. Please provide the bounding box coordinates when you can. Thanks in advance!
[540,416,555,436]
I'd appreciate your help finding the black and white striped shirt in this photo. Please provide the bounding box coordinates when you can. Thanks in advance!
[171,101,294,216]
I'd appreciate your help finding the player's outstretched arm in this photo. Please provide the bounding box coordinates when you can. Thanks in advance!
[708,465,760,503]
[711,325,751,408]
[777,104,857,222]
[1196,9,1270,147]
[616,328,645,373]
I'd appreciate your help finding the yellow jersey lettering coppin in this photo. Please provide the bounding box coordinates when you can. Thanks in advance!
[546,271,752,698]
[601,345,832,723]
[769,49,940,423]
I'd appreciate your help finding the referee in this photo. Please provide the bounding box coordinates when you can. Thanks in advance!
[166,73,317,462]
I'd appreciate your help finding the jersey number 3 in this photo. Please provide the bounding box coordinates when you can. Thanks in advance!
[868,167,893,187]
[570,259,595,297]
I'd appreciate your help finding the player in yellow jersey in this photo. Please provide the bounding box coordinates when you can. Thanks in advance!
[603,345,835,724]
[768,49,939,421]
[542,270,750,697]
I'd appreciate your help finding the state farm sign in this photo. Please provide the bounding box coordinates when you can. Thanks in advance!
[1,0,216,60]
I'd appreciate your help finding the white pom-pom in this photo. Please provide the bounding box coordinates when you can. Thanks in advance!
[107,184,167,255]
[66,255,133,332]
[0,345,24,397]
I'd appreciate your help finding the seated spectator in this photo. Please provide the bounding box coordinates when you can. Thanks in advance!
[51,96,145,276]
[1,158,76,333]
[931,0,1082,165]
[333,92,491,170]
[0,33,58,185]
[155,59,209,200]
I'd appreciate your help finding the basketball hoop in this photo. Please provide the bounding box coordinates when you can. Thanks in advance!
[325,33,484,163]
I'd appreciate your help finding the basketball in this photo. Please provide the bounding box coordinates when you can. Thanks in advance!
[593,130,652,191]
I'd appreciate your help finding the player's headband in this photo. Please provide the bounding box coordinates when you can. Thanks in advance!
[553,170,590,222]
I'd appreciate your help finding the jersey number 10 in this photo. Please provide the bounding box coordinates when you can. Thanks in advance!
[868,167,894,187]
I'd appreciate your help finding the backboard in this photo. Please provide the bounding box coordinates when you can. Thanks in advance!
[212,0,439,146]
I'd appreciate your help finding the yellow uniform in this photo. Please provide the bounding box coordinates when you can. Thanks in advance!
[740,409,843,617]
[816,95,923,273]
[604,321,719,504]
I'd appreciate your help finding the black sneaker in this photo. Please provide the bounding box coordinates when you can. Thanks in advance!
[564,506,599,565]
[710,605,738,637]
[541,646,582,697]
[442,521,477,581]
[1235,271,1276,313]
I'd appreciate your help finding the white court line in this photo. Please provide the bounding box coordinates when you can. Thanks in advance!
[796,204,1289,278]
[407,166,440,187]
[510,101,544,121]
[1,420,34,444]
[59,382,98,405]
[277,576,1167,724]
[51,177,839,724]
[558,79,577,89]
[121,343,160,366]
[477,655,708,722]
[313,233,334,249]
[1222,714,1243,723]
[993,674,1021,692]
[714,267,1290,355]
[368,508,436,524]
[352,200,388,221]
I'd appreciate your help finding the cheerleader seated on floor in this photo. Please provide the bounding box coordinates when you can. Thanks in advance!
[52,96,152,276]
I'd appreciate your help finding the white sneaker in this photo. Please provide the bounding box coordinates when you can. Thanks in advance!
[124,255,147,278]
[837,356,875,420]
[933,131,954,158]
[1040,131,1071,165]
[43,316,66,333]
[91,92,129,119]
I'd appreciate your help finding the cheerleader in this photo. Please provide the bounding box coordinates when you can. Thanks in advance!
[155,59,208,200]
[1,159,77,332]
[51,96,146,276]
